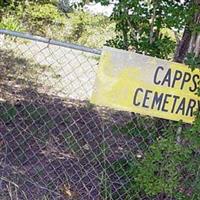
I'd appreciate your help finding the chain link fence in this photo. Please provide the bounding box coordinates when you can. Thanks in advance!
[0,30,196,200]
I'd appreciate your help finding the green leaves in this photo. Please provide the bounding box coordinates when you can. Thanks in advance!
[185,53,200,71]
[25,3,66,25]
[97,0,195,60]
[135,137,191,196]
[0,16,25,32]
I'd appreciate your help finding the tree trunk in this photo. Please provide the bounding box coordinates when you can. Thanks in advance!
[174,0,200,63]
[173,0,199,143]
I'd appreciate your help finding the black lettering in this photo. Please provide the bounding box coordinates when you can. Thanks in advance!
[189,74,200,93]
[142,90,152,108]
[161,69,171,87]
[151,92,163,110]
[133,88,143,106]
[171,95,180,113]
[153,66,164,85]
[161,94,171,112]
[180,72,191,90]
[176,98,186,115]
[186,99,196,117]
[172,70,183,88]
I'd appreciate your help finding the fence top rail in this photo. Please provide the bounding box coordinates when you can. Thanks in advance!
[0,29,102,55]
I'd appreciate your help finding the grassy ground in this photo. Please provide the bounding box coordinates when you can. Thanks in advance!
[0,38,131,199]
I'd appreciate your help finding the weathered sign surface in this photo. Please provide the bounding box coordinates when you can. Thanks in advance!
[91,46,200,123]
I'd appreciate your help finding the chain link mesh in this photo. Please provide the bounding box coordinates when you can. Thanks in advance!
[0,31,196,200]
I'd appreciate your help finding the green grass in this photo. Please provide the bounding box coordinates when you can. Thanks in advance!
[63,132,80,153]
[0,104,17,122]
[99,172,112,200]
[20,105,47,120]
[113,121,156,140]
[45,119,56,129]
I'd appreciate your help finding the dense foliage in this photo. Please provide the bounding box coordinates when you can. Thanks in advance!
[0,0,115,48]
[96,0,198,60]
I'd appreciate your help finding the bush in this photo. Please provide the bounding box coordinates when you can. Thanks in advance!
[135,136,191,197]
[1,2,115,48]
[25,3,66,24]
[110,119,200,199]
[21,3,66,35]
[0,15,24,32]
[65,11,115,48]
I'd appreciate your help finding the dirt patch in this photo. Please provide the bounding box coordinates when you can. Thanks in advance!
[0,42,168,200]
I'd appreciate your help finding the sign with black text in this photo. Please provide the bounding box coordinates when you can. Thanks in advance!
[91,47,200,123]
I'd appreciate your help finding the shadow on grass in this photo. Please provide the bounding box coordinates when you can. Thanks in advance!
[0,48,137,200]
[0,48,175,200]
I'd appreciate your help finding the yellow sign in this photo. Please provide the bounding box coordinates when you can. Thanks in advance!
[91,47,200,123]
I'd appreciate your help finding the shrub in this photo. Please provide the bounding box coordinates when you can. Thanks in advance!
[21,3,66,35]
[0,15,24,32]
[111,117,200,199]
[1,3,115,48]
[25,3,66,24]
[135,136,191,197]
[65,11,115,48]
